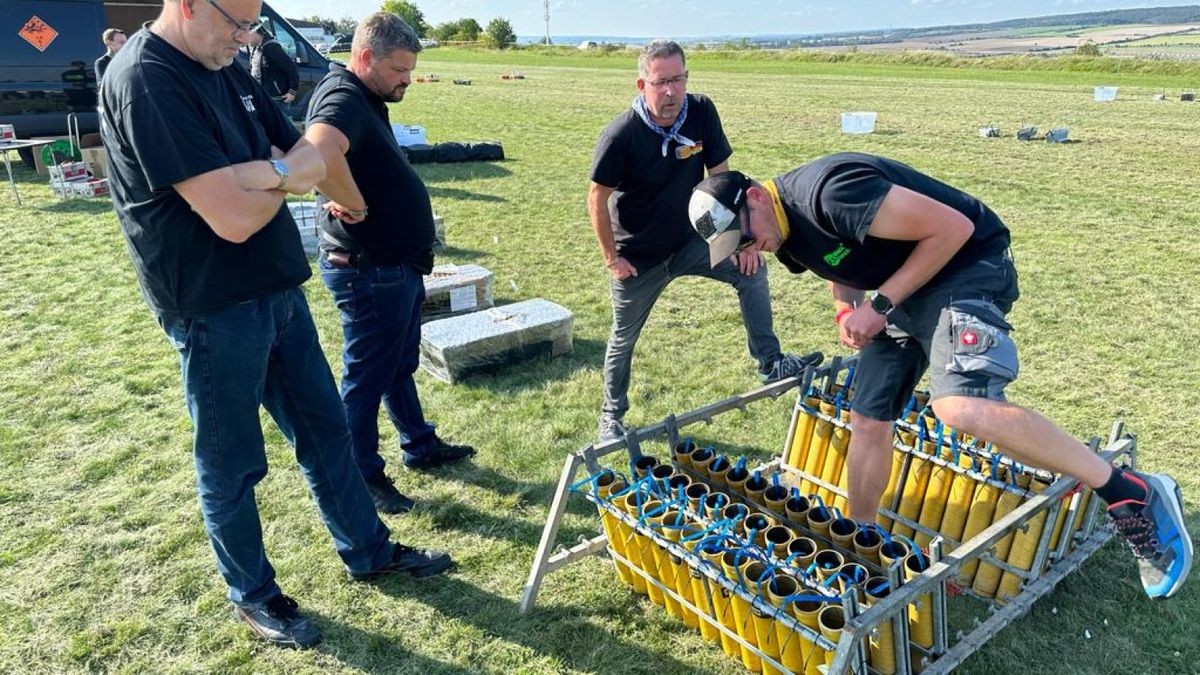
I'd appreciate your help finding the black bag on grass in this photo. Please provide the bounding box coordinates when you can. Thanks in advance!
[466,142,504,161]
[433,142,470,163]
[403,144,436,164]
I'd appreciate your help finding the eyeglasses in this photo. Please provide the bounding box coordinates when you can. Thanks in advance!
[647,74,688,90]
[206,0,264,38]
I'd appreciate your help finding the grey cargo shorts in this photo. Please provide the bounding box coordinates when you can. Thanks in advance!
[850,255,1020,422]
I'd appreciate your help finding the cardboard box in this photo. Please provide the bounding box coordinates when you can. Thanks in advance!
[51,177,109,198]
[48,161,87,182]
[0,124,14,142]
[31,136,71,176]
[81,146,107,179]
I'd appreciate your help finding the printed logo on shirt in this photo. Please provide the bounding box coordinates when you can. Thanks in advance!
[675,142,704,160]
[240,95,256,113]
[823,243,851,267]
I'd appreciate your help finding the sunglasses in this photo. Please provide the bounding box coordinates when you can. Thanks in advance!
[205,0,264,38]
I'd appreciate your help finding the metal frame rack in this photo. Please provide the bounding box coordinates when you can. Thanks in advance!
[520,357,1131,674]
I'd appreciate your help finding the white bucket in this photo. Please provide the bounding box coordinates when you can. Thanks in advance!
[391,124,428,146]
[840,112,877,134]
[1093,86,1118,102]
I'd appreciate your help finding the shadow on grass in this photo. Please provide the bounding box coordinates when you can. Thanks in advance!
[375,575,696,673]
[37,198,115,214]
[426,185,506,203]
[433,245,490,264]
[417,161,513,182]
[453,337,607,394]
[421,492,599,547]
[311,610,476,674]
[430,462,557,505]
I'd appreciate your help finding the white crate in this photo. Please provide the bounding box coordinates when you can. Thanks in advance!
[286,201,320,257]
[1094,86,1118,102]
[48,161,87,182]
[420,299,573,384]
[840,112,877,134]
[422,264,494,321]
[392,124,428,147]
[0,124,14,142]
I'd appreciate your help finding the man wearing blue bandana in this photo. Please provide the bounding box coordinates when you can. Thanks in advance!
[588,40,811,441]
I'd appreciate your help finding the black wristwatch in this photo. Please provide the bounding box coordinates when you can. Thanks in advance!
[869,291,895,316]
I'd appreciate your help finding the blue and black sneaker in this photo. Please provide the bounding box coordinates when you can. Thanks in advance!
[1107,472,1193,599]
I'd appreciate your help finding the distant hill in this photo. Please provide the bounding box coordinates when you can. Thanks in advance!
[745,5,1200,48]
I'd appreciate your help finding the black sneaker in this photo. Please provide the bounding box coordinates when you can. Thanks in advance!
[1107,471,1193,599]
[363,472,415,515]
[597,414,627,442]
[403,438,476,471]
[233,594,321,649]
[759,351,824,384]
[348,543,455,581]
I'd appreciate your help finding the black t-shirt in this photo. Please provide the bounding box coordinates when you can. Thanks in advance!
[590,93,732,269]
[101,29,308,321]
[306,63,435,272]
[772,153,1010,290]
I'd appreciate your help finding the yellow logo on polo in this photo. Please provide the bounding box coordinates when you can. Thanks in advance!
[675,142,704,160]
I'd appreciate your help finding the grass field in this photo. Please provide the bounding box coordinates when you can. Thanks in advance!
[2,49,1199,674]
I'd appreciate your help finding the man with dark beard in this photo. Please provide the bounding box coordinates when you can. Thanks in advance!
[305,13,476,516]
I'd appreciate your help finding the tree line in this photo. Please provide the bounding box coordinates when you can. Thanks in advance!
[302,1,517,48]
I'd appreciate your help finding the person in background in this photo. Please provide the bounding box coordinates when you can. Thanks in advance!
[94,28,126,86]
[248,25,299,104]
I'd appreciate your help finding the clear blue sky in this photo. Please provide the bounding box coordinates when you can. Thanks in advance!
[269,0,1200,37]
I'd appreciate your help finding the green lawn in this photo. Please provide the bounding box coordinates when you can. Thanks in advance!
[1,50,1198,673]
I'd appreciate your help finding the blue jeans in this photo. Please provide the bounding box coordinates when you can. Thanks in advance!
[319,260,437,478]
[601,235,783,419]
[159,287,394,605]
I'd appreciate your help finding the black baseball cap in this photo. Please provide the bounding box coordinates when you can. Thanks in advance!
[689,171,752,267]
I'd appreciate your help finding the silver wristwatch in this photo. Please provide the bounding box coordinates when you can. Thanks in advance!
[268,159,289,190]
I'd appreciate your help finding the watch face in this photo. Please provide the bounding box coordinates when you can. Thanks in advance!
[871,293,893,314]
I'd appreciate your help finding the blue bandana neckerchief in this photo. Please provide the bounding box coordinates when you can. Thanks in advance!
[631,94,694,157]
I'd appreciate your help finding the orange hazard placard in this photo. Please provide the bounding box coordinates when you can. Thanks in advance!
[19,16,59,52]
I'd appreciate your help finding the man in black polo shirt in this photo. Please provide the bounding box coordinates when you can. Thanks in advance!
[589,40,811,441]
[101,0,452,649]
[305,13,475,516]
[688,153,1192,599]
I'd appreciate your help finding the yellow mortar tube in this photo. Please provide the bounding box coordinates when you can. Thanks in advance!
[721,551,763,672]
[700,543,741,657]
[673,439,696,470]
[659,508,700,628]
[817,605,846,672]
[904,552,934,650]
[864,576,897,675]
[747,562,783,675]
[915,440,956,551]
[801,401,837,495]
[996,478,1051,605]
[832,408,854,512]
[595,472,635,588]
[955,477,1003,588]
[891,427,936,539]
[937,448,980,545]
[820,406,850,505]
[876,447,907,531]
[616,491,650,595]
[637,499,669,608]
[787,397,822,469]
[766,574,806,675]
[972,480,1025,598]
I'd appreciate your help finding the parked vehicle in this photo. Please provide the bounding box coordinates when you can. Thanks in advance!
[327,35,353,53]
[1,0,330,164]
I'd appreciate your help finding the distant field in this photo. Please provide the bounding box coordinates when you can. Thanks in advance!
[2,49,1198,674]
[821,22,1200,56]
[1122,30,1200,46]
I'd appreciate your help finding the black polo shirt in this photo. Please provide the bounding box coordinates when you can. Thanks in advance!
[101,29,309,322]
[590,93,732,270]
[772,153,1011,290]
[306,63,435,272]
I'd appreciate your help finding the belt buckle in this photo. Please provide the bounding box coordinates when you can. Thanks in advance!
[326,250,354,268]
